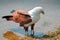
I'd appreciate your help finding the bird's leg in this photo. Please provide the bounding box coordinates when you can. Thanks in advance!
[24,27,28,36]
[31,24,35,36]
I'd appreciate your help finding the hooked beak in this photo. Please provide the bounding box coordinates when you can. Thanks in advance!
[41,11,44,15]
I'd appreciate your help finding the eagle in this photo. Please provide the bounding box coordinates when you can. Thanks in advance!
[2,7,45,36]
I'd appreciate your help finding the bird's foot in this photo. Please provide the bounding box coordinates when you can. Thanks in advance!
[25,31,29,36]
[30,34,34,37]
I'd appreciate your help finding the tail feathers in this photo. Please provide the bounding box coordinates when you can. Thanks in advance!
[2,15,13,21]
[2,15,13,18]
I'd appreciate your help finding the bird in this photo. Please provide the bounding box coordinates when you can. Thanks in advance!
[2,7,45,36]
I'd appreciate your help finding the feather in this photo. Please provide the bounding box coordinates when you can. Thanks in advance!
[2,15,13,21]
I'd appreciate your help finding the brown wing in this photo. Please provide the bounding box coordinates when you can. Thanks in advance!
[17,12,31,18]
[19,14,32,26]
[16,10,30,17]
[2,15,13,21]
[20,18,32,26]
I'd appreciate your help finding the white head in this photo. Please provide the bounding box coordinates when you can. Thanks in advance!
[29,7,44,14]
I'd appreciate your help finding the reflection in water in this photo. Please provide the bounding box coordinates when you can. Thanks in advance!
[10,27,46,38]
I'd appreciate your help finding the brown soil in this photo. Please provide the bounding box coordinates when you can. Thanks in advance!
[3,27,60,40]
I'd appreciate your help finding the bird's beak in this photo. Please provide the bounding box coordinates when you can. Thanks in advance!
[41,11,44,15]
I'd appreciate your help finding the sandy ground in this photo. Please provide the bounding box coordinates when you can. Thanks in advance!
[3,27,60,40]
[1,19,60,40]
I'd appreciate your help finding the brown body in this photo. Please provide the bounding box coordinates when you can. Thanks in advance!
[2,10,34,36]
[2,7,45,36]
[12,10,32,26]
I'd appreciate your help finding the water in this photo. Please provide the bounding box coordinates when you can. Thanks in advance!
[10,27,46,38]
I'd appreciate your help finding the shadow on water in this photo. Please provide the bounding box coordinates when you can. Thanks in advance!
[10,27,52,38]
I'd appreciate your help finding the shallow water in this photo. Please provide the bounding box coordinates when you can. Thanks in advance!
[0,16,60,40]
[10,27,46,38]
